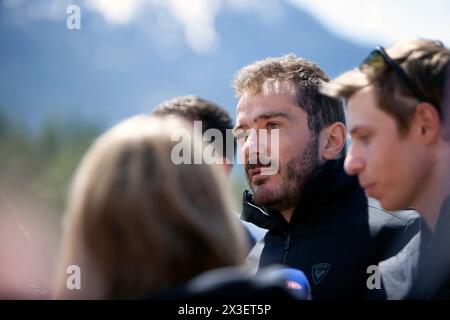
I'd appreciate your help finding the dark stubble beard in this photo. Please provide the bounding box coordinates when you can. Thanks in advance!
[247,135,320,212]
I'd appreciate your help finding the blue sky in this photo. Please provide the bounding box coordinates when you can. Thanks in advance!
[1,0,449,128]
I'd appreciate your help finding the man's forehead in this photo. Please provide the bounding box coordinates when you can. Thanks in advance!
[261,79,297,95]
[238,80,296,102]
[237,83,297,109]
[235,80,301,126]
[236,95,296,125]
[346,87,374,123]
[347,86,379,115]
[347,118,374,136]
[348,85,376,103]
[346,86,396,134]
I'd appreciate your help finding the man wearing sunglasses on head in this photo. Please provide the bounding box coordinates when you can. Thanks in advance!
[232,54,420,300]
[322,39,450,299]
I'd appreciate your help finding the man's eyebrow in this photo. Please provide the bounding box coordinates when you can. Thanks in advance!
[233,112,291,134]
[349,125,371,135]
[254,111,290,122]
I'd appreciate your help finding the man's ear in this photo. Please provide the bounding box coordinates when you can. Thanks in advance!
[320,122,347,160]
[413,102,441,144]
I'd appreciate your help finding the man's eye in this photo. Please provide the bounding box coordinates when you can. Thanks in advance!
[267,122,281,129]
[358,134,371,144]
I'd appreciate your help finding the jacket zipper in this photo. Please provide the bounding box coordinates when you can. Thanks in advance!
[281,230,293,264]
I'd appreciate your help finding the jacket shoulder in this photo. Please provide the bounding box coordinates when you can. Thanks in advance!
[367,199,421,261]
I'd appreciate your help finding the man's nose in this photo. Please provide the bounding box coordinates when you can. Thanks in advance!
[344,148,365,176]
[243,130,267,164]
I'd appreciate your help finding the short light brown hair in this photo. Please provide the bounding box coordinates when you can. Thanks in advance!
[322,39,450,135]
[54,115,248,299]
[233,54,346,138]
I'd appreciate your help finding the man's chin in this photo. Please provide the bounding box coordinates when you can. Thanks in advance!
[379,197,406,212]
[251,186,279,208]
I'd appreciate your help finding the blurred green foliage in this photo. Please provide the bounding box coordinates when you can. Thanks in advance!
[0,110,249,215]
[0,110,100,214]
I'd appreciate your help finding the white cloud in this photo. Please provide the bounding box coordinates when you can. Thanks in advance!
[5,0,449,53]
[85,0,144,24]
[84,0,222,54]
[287,0,450,46]
[166,0,221,54]
[83,0,281,54]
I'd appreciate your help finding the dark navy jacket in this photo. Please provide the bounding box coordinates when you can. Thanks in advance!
[242,159,420,299]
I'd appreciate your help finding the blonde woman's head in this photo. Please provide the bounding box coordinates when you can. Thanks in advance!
[54,115,248,299]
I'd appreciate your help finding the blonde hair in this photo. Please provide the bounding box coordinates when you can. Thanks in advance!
[54,115,248,299]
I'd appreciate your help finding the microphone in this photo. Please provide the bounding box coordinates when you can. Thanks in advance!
[148,265,311,300]
[257,265,311,300]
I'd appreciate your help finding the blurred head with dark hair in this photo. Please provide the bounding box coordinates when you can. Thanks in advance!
[153,96,235,175]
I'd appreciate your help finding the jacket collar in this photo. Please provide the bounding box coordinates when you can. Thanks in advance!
[241,158,361,231]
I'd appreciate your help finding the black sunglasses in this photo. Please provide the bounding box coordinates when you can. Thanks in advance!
[360,45,428,102]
